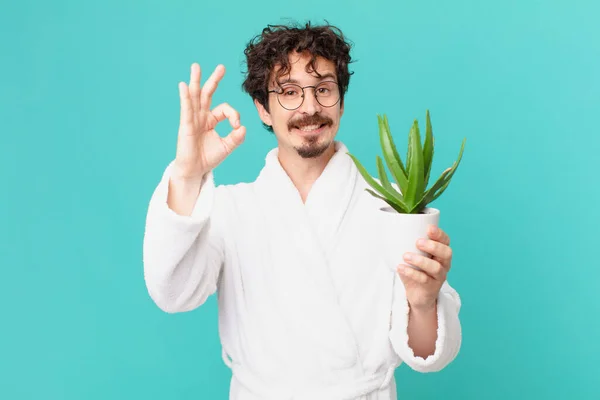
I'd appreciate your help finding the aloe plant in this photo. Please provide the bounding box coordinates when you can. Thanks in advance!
[347,110,466,214]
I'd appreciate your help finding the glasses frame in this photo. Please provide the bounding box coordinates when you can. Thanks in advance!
[268,80,341,111]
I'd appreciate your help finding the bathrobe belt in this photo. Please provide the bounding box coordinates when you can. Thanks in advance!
[223,350,395,400]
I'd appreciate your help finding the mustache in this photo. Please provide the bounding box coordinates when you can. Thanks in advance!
[288,114,333,130]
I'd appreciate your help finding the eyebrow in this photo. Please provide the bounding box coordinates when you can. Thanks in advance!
[279,73,337,85]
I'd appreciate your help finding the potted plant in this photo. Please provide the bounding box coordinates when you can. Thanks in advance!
[347,110,466,271]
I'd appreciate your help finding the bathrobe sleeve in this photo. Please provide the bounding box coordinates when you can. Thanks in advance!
[389,278,462,372]
[142,161,225,313]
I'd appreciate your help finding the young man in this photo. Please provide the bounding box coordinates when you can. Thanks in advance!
[143,22,461,400]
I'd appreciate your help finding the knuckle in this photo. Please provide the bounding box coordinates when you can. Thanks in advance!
[424,260,434,275]
[422,240,433,252]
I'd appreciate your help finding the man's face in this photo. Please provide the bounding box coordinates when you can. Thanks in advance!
[256,51,344,159]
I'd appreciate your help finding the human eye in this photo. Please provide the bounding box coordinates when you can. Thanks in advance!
[281,86,300,97]
[317,82,336,95]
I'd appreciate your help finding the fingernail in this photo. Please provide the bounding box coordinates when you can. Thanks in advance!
[404,253,413,261]
[417,238,426,247]
[430,225,438,234]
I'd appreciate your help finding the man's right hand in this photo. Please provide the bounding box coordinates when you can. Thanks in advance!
[173,63,246,182]
[167,63,246,216]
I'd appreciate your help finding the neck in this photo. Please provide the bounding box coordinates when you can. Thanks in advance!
[277,142,337,203]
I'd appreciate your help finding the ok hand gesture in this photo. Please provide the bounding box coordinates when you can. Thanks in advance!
[173,63,246,182]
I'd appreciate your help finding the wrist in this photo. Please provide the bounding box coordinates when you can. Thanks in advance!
[170,161,209,183]
[409,298,437,314]
[169,173,206,187]
[169,174,205,197]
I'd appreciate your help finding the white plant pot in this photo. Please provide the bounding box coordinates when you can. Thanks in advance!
[379,206,440,272]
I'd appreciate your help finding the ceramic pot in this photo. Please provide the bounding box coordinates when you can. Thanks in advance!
[379,206,440,272]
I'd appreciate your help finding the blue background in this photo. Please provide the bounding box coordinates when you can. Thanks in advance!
[1,0,598,398]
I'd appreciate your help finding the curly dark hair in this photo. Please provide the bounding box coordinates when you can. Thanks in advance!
[241,21,355,132]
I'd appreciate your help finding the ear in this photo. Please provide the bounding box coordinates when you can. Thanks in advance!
[254,99,273,127]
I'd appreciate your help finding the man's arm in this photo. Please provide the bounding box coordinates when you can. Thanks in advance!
[167,169,207,216]
[407,301,438,358]
[143,163,225,313]
[389,279,462,372]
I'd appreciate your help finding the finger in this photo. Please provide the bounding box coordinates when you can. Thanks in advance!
[189,63,201,112]
[437,244,452,269]
[178,82,193,126]
[403,253,446,280]
[222,125,247,154]
[417,238,452,262]
[397,264,430,285]
[428,225,450,245]
[200,64,226,111]
[434,255,451,272]
[211,102,241,128]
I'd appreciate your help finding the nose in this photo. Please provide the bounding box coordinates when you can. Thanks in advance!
[299,88,322,115]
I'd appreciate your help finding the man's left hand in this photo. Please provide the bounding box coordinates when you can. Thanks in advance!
[397,224,453,311]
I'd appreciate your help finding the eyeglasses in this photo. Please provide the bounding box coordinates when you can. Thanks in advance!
[268,81,340,110]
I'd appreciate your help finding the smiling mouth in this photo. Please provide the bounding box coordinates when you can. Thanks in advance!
[294,123,327,132]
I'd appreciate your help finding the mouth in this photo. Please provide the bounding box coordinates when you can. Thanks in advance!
[292,123,328,135]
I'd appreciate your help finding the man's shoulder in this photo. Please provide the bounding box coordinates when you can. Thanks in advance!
[214,179,256,197]
[213,179,260,211]
[210,180,265,232]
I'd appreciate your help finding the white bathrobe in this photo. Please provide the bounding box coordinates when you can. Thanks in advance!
[143,141,462,400]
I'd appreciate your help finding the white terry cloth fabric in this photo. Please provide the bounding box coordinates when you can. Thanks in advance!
[143,141,462,400]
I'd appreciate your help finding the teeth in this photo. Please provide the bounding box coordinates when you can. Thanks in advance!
[298,124,321,132]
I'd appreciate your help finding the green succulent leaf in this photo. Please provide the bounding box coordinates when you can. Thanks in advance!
[379,115,408,193]
[430,174,454,203]
[347,153,409,211]
[406,126,413,177]
[404,120,425,209]
[423,110,434,187]
[376,155,393,192]
[412,137,466,211]
[365,189,408,213]
[410,167,453,213]
[430,137,466,202]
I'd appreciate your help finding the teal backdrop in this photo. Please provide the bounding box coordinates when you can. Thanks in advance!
[1,0,598,398]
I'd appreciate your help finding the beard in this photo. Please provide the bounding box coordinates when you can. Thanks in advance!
[295,135,331,158]
[288,113,334,159]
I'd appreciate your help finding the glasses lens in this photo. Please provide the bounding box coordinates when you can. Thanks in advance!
[278,84,303,110]
[315,81,340,107]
